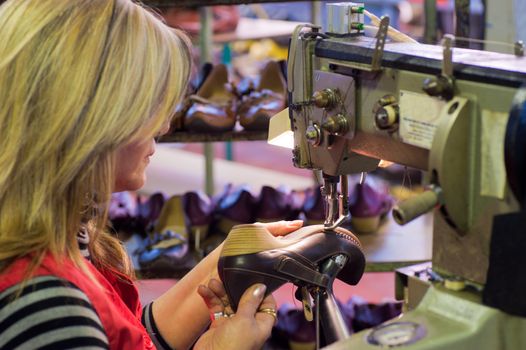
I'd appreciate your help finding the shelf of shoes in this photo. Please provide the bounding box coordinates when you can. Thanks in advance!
[158,129,268,143]
[161,60,287,143]
[214,17,304,43]
[145,2,313,195]
[143,0,304,7]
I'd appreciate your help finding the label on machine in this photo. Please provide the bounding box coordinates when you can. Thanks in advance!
[399,91,446,150]
[480,109,507,199]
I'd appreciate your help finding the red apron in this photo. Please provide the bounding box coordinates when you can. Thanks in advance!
[0,253,156,350]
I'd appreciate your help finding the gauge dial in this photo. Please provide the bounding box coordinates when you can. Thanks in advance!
[367,321,426,347]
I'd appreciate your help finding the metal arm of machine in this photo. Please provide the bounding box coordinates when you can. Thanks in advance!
[323,174,350,230]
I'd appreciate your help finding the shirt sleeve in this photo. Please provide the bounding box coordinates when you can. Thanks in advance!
[141,301,173,350]
[0,275,109,349]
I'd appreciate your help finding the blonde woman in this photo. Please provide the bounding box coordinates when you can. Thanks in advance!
[0,1,302,349]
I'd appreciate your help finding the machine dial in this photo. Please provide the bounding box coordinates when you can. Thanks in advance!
[305,124,322,146]
[367,321,426,347]
[312,88,338,109]
[374,95,399,131]
[321,113,349,135]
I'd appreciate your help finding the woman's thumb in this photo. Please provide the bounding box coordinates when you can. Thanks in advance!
[236,284,267,317]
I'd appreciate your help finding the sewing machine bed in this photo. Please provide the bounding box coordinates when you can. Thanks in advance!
[360,212,432,272]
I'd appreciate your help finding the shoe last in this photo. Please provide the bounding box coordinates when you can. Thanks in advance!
[218,223,364,311]
[238,60,287,131]
[349,182,393,233]
[184,64,237,132]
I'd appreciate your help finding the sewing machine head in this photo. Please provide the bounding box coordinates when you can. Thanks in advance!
[286,1,526,291]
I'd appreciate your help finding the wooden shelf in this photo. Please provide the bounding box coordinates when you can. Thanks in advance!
[142,0,304,8]
[159,130,268,143]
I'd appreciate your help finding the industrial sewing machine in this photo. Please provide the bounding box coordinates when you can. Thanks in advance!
[276,2,526,349]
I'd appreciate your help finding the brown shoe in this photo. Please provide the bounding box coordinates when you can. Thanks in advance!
[218,223,364,311]
[238,60,286,131]
[184,64,237,132]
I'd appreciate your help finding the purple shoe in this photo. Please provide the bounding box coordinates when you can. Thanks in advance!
[214,184,256,234]
[272,303,316,350]
[349,181,393,233]
[183,190,213,246]
[136,230,196,278]
[340,295,402,333]
[255,185,299,223]
[137,192,167,236]
[302,187,325,226]
[138,195,196,277]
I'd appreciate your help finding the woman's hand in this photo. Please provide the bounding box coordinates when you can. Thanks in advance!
[196,279,276,350]
[261,219,303,237]
[149,220,304,349]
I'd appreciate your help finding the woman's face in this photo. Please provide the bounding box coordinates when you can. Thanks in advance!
[113,121,169,192]
[114,137,155,192]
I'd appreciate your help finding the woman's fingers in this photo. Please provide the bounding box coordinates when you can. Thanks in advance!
[207,278,234,315]
[236,284,276,330]
[236,284,267,318]
[207,278,227,299]
[197,284,223,313]
[263,220,303,236]
[197,283,230,326]
[254,294,278,327]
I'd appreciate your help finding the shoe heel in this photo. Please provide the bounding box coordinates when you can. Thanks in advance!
[219,268,285,312]
[221,224,284,257]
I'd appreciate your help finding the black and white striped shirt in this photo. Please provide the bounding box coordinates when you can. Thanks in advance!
[0,232,172,350]
[0,275,109,349]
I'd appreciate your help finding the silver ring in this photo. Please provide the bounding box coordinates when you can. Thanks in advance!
[211,311,225,321]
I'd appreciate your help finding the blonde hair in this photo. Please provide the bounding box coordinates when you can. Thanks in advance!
[0,0,191,277]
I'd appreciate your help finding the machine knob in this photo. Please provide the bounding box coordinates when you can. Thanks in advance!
[312,89,338,109]
[374,95,399,131]
[422,75,454,100]
[305,124,322,146]
[375,105,399,130]
[321,114,349,135]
